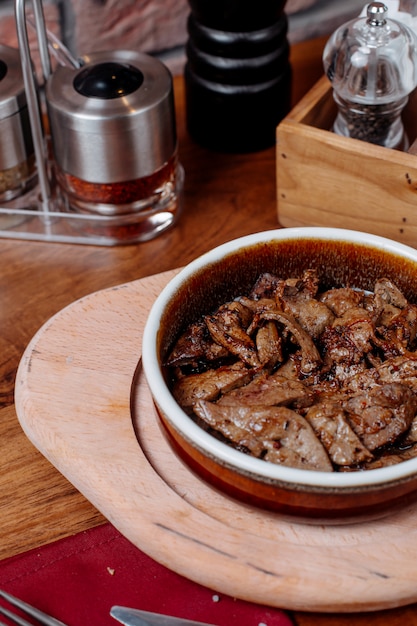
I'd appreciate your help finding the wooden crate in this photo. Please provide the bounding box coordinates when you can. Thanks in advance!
[276,75,417,248]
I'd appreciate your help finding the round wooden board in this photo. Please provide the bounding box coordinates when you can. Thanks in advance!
[14,270,417,613]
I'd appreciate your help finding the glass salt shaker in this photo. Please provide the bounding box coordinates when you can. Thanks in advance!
[323,2,417,150]
[46,50,183,242]
[0,44,36,208]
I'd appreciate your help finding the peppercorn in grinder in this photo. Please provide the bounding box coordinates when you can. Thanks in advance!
[323,2,417,150]
[46,50,183,241]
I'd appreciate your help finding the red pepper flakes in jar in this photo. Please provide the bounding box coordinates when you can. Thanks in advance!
[57,154,184,243]
[59,153,177,206]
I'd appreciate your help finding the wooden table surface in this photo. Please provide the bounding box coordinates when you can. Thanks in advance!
[1,35,416,625]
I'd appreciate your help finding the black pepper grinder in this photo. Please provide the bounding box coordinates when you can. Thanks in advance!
[184,0,292,153]
[323,2,417,150]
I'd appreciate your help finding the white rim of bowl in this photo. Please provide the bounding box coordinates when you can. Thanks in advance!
[142,227,417,489]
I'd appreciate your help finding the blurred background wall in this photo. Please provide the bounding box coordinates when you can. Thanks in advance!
[0,0,368,73]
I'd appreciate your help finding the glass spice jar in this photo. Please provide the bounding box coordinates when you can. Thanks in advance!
[0,44,37,225]
[323,2,417,150]
[46,51,183,242]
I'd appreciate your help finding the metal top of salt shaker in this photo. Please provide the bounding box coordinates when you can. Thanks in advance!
[0,44,27,118]
[367,2,388,27]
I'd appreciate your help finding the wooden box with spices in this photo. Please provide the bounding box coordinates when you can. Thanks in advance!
[276,3,417,249]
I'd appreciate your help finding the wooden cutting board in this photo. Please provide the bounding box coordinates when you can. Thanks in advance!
[14,270,417,613]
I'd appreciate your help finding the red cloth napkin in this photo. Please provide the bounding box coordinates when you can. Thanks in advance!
[0,523,294,626]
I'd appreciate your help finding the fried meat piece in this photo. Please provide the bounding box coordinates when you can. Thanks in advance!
[275,269,320,301]
[343,382,417,450]
[320,308,375,368]
[275,269,335,339]
[218,371,314,409]
[305,402,373,466]
[194,401,332,471]
[259,309,322,375]
[166,320,229,367]
[375,305,417,357]
[329,362,370,388]
[342,366,380,394]
[283,298,335,340]
[332,308,376,354]
[374,278,408,309]
[319,287,365,317]
[344,354,417,395]
[248,273,282,300]
[205,301,260,369]
[376,355,417,392]
[255,321,284,368]
[172,362,252,408]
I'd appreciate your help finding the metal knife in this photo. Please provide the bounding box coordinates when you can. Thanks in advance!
[110,606,216,626]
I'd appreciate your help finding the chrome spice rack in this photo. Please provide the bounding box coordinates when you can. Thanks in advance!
[1,0,182,246]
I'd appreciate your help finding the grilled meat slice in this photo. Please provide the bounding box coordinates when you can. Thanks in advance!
[248,272,282,300]
[330,307,375,356]
[374,277,408,309]
[368,277,408,328]
[239,297,277,316]
[305,402,373,466]
[235,298,285,368]
[344,354,417,395]
[274,269,334,340]
[282,297,335,340]
[259,309,322,375]
[194,401,332,471]
[343,382,417,450]
[332,308,376,354]
[172,361,252,408]
[320,308,375,370]
[342,366,380,394]
[320,326,363,367]
[205,301,260,368]
[166,320,229,367]
[376,355,417,392]
[319,287,365,317]
[375,304,417,357]
[255,321,284,368]
[218,371,314,409]
[275,269,320,301]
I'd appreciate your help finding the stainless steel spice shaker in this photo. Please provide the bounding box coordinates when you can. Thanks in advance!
[323,2,417,150]
[0,44,36,201]
[46,49,183,241]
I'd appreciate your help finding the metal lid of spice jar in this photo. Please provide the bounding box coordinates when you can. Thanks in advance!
[0,44,33,170]
[45,50,177,183]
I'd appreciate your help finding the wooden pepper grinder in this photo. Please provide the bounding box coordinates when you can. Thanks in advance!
[184,0,291,153]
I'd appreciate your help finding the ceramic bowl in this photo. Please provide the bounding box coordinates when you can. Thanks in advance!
[142,227,417,521]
